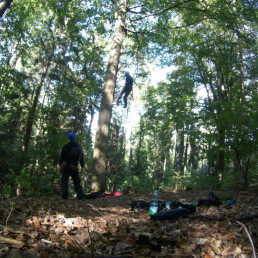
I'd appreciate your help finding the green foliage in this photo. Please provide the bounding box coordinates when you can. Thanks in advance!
[16,168,37,196]
[14,166,61,197]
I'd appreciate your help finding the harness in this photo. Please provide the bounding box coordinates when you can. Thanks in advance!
[61,162,77,169]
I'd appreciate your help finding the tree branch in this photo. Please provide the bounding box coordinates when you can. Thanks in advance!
[129,0,202,22]
[127,18,210,35]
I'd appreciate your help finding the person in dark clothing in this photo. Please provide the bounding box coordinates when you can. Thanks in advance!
[59,132,86,200]
[112,71,133,108]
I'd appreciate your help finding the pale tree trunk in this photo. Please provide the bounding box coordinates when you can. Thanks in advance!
[91,0,128,192]
[0,0,13,18]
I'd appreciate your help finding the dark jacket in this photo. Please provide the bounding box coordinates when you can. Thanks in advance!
[125,74,133,91]
[59,141,84,167]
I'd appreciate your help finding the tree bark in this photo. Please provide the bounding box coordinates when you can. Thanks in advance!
[91,0,128,192]
[174,129,185,175]
[0,0,13,18]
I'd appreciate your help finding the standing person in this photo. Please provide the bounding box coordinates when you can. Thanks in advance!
[59,132,86,200]
[112,71,133,108]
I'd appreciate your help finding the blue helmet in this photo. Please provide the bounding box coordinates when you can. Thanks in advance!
[124,71,130,76]
[68,132,76,140]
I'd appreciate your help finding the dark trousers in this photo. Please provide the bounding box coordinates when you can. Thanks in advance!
[61,166,85,199]
[115,86,132,108]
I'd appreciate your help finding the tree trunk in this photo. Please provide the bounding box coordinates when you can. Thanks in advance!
[91,0,128,192]
[234,32,247,187]
[136,117,144,169]
[174,129,185,175]
[15,48,54,195]
[183,135,189,176]
[22,50,54,154]
[0,0,13,18]
[217,129,225,177]
[237,32,244,99]
[83,104,95,188]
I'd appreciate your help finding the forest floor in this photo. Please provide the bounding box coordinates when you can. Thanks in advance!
[0,189,257,258]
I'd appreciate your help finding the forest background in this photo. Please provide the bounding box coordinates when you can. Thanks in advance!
[0,0,257,197]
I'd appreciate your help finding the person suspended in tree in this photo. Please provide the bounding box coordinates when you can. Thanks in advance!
[112,71,133,108]
[59,132,87,200]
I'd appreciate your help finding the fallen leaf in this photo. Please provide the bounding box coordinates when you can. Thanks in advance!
[213,222,219,229]
[65,238,74,248]
[183,243,196,254]
[41,239,53,245]
[33,216,41,229]
[209,243,220,255]
[196,238,208,245]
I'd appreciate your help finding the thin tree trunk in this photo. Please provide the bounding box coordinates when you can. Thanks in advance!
[136,117,144,168]
[217,129,225,177]
[183,135,189,176]
[237,32,245,99]
[16,49,54,195]
[234,32,248,188]
[22,50,54,153]
[174,129,185,175]
[91,0,128,192]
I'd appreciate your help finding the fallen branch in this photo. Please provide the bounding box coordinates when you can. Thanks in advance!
[236,213,258,221]
[236,221,256,258]
[0,236,24,247]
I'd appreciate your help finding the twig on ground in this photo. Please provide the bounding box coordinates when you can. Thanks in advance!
[86,217,94,258]
[6,202,14,227]
[236,220,256,258]
[86,204,95,209]
[86,203,103,213]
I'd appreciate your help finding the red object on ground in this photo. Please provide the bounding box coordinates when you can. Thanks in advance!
[105,192,123,197]
[113,192,123,196]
